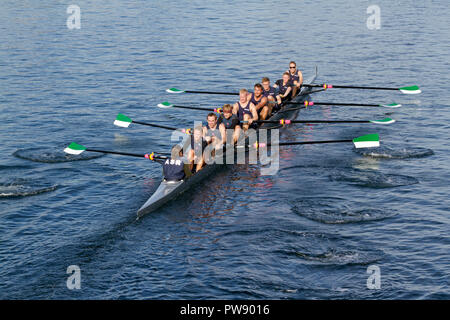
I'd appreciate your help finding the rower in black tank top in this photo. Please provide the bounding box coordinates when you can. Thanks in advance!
[250,92,262,107]
[218,114,240,130]
[237,101,252,121]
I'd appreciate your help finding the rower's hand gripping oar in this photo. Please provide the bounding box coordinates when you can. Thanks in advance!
[114,113,193,134]
[255,118,395,125]
[63,142,167,162]
[303,84,421,94]
[253,133,380,149]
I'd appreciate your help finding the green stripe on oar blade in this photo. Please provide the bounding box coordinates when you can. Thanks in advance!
[64,142,86,155]
[352,134,380,148]
[380,103,401,108]
[399,85,421,94]
[157,101,174,108]
[114,113,132,128]
[370,118,395,124]
[166,88,185,94]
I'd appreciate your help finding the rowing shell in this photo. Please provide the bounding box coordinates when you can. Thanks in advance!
[137,67,318,218]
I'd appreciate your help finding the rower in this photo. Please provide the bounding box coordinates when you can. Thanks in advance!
[261,77,278,112]
[233,88,258,131]
[287,61,303,97]
[273,72,293,105]
[163,145,190,181]
[217,104,241,145]
[189,126,207,172]
[248,83,270,120]
[203,112,226,148]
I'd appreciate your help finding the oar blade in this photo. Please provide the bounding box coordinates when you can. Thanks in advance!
[114,113,132,128]
[166,88,185,94]
[352,134,380,148]
[157,101,174,108]
[64,142,86,155]
[380,103,402,108]
[399,85,421,94]
[370,118,396,125]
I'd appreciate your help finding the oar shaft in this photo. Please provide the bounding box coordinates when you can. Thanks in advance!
[185,90,238,95]
[132,120,177,131]
[304,84,397,90]
[269,140,352,146]
[257,120,370,124]
[85,148,146,158]
[285,101,379,107]
[85,148,167,160]
[172,104,215,111]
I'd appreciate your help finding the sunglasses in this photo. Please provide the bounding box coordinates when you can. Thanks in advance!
[290,66,296,69]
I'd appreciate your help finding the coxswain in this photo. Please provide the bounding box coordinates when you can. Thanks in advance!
[189,126,207,172]
[163,145,190,181]
[248,83,270,120]
[287,61,303,97]
[217,104,241,145]
[233,88,258,131]
[273,72,292,105]
[261,77,278,112]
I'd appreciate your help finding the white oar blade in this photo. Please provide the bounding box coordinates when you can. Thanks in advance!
[64,142,86,155]
[114,113,132,128]
[157,101,174,108]
[166,88,185,94]
[353,134,380,148]
[370,118,396,125]
[380,103,402,108]
[399,85,421,94]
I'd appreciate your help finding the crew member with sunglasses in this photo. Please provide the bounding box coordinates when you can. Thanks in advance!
[287,61,303,97]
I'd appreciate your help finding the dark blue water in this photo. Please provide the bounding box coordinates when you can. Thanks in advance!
[1,0,449,299]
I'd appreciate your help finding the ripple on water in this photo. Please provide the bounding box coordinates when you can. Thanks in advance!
[13,147,104,163]
[356,146,434,159]
[292,248,383,266]
[329,169,419,188]
[291,197,398,224]
[0,178,57,198]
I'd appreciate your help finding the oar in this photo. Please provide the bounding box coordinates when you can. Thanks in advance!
[303,84,421,94]
[255,133,380,149]
[63,142,167,161]
[157,102,222,113]
[256,118,395,125]
[166,88,238,95]
[114,113,192,134]
[286,101,402,108]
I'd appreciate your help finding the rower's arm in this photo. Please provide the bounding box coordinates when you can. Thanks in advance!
[182,135,191,153]
[246,92,252,103]
[255,96,268,111]
[232,103,238,115]
[250,103,259,121]
[283,86,292,98]
[219,123,226,145]
[298,70,303,87]
[203,126,211,143]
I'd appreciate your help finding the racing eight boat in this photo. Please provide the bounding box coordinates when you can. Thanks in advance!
[136,67,319,218]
